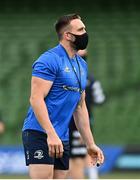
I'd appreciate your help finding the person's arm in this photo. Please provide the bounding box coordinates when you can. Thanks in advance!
[30,76,63,158]
[73,91,104,165]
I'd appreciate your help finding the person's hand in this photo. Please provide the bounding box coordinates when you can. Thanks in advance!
[47,133,64,158]
[87,144,104,166]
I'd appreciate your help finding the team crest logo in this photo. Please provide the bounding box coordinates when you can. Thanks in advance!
[64,66,70,72]
[34,150,44,159]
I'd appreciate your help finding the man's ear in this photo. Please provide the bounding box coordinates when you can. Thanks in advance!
[64,32,75,42]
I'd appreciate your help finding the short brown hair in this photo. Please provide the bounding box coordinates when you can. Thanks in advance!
[55,14,81,40]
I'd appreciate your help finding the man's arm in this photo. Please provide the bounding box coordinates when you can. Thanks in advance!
[73,91,104,165]
[30,76,63,158]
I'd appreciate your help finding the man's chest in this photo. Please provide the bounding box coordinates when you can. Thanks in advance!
[56,59,87,90]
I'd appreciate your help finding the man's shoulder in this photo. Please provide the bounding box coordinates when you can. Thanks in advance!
[35,46,61,64]
[41,44,63,60]
[48,44,64,59]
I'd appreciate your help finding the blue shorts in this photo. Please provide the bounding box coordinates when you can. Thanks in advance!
[22,130,70,170]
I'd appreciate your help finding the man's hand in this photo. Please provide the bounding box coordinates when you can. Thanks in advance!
[47,133,64,158]
[87,144,104,166]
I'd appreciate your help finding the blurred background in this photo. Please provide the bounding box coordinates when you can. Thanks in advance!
[0,0,140,178]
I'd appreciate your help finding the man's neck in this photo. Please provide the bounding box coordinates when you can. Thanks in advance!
[60,41,77,59]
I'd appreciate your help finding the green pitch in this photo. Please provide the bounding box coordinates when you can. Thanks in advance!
[0,171,140,179]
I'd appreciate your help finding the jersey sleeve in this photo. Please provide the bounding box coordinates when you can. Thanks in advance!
[32,52,59,81]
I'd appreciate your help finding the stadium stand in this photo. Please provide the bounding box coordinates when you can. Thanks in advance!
[0,1,140,144]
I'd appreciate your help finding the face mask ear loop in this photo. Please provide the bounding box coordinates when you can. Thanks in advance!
[68,32,76,42]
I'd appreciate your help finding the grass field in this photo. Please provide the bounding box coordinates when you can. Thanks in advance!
[0,172,140,179]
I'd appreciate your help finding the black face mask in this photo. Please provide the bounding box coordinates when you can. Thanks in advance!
[70,32,89,50]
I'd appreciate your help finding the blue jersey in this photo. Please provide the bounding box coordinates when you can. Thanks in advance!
[22,44,88,141]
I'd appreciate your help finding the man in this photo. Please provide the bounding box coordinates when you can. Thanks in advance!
[0,121,5,135]
[0,113,5,135]
[22,14,104,179]
[69,49,106,179]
